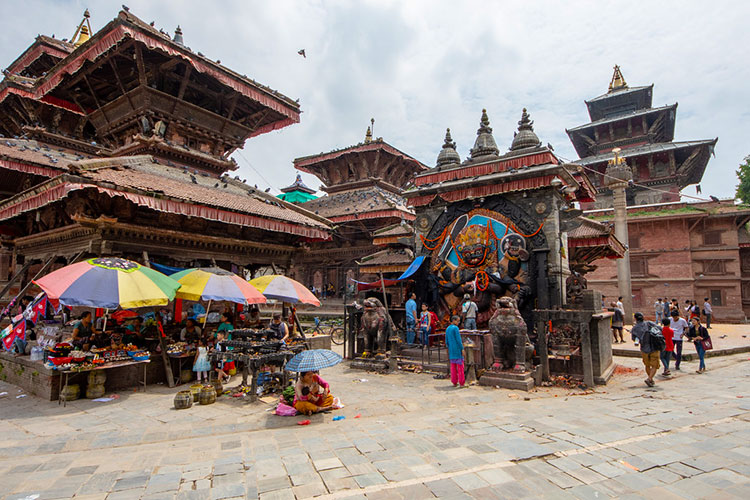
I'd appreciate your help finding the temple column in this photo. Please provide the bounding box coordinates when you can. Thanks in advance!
[606,149,634,323]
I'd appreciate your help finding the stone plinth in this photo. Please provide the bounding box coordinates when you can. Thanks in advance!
[479,369,534,391]
[350,357,391,372]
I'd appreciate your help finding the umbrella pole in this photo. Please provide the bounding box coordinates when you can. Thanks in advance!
[203,299,212,326]
[103,308,108,332]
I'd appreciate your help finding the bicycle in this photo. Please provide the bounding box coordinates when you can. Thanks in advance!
[310,317,345,345]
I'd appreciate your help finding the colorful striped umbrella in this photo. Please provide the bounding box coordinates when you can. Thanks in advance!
[248,275,321,306]
[34,257,181,309]
[171,267,266,304]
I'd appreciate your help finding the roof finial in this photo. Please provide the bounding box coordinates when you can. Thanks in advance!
[436,128,460,167]
[608,65,628,92]
[510,108,542,151]
[71,9,93,48]
[365,124,372,143]
[470,109,499,159]
[173,25,184,46]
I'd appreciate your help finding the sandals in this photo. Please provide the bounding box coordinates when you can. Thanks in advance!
[645,379,655,387]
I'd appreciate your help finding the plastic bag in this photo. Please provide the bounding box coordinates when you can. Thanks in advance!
[275,402,298,416]
[30,346,44,361]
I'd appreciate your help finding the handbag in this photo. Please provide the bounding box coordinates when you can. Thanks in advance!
[701,337,713,351]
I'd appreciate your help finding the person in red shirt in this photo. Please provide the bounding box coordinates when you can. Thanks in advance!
[660,318,675,376]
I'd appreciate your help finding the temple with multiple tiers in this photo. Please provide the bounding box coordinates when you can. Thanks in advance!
[567,66,717,209]
[0,9,331,299]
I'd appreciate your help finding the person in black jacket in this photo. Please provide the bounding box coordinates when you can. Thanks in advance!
[687,317,710,373]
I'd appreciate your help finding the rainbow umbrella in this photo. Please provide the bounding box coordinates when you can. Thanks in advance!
[34,257,181,309]
[248,275,321,306]
[171,267,266,304]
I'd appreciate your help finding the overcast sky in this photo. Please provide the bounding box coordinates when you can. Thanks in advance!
[2,1,748,200]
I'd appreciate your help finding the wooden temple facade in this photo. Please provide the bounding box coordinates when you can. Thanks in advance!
[0,9,331,303]
[288,128,427,299]
[567,66,717,209]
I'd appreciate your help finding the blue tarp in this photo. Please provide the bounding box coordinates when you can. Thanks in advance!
[150,262,187,276]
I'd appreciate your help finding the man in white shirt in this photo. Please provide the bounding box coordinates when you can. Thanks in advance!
[669,310,689,371]
[461,294,478,330]
[703,298,713,329]
[654,298,663,324]
[616,297,624,314]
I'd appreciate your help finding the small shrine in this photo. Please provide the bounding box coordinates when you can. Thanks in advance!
[277,174,318,203]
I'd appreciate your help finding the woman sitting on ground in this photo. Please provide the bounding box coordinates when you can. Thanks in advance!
[293,371,335,415]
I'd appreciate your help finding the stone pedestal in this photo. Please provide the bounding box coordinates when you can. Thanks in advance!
[479,369,534,391]
[350,356,391,372]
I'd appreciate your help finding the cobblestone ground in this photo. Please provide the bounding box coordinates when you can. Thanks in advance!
[1,351,749,500]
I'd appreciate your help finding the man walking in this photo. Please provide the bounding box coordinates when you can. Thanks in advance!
[405,293,417,344]
[669,309,688,370]
[654,298,664,324]
[663,298,671,322]
[703,297,712,329]
[461,294,478,330]
[631,312,660,387]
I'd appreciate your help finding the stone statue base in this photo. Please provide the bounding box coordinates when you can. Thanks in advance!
[479,369,535,391]
[350,356,392,372]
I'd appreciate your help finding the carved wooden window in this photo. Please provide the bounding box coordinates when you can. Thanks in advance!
[632,288,643,308]
[741,282,750,304]
[741,252,750,274]
[710,289,723,307]
[629,235,640,249]
[703,231,722,246]
[702,260,725,275]
[630,257,648,277]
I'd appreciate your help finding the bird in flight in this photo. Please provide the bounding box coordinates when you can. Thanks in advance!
[298,49,306,58]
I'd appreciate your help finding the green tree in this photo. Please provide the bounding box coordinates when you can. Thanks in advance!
[736,155,750,204]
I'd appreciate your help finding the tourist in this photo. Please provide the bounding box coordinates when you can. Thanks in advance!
[703,297,713,329]
[193,338,210,382]
[687,317,710,373]
[180,318,202,343]
[216,312,234,340]
[616,296,624,315]
[671,299,679,313]
[294,371,335,415]
[660,318,674,376]
[462,294,478,330]
[669,309,688,371]
[269,313,289,341]
[601,295,606,310]
[630,312,660,387]
[611,301,624,343]
[685,300,697,321]
[405,293,417,344]
[71,311,96,350]
[662,298,670,322]
[418,303,431,346]
[655,298,664,324]
[445,315,465,387]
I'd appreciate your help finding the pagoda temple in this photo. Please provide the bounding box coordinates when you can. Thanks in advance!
[0,9,331,299]
[277,174,317,203]
[290,127,427,298]
[567,66,717,209]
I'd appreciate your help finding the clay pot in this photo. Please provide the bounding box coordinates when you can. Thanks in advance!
[86,383,105,399]
[211,379,223,397]
[174,390,193,410]
[199,385,216,405]
[60,383,80,402]
[88,371,107,385]
[189,384,203,402]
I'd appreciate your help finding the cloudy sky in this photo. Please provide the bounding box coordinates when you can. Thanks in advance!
[2,1,748,200]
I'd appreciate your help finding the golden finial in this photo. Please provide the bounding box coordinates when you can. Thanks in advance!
[72,9,93,48]
[364,126,372,143]
[608,65,627,92]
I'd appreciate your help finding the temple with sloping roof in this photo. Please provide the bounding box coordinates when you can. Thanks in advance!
[0,8,331,301]
[567,66,717,209]
[289,127,427,299]
[277,174,317,204]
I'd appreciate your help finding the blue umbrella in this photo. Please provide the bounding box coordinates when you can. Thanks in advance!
[285,349,342,372]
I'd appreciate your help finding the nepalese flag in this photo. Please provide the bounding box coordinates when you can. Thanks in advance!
[27,294,48,324]
[2,319,26,351]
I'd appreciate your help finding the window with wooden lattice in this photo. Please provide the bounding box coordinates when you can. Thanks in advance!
[702,260,725,275]
[629,234,640,249]
[703,231,722,246]
[710,289,723,307]
[631,257,648,277]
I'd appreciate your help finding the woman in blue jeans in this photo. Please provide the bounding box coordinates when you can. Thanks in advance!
[687,317,710,373]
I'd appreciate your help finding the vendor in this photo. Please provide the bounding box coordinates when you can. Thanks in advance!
[189,302,206,321]
[215,312,234,340]
[71,311,96,350]
[268,313,289,341]
[246,305,262,328]
[122,319,145,347]
[90,329,111,349]
[180,318,202,343]
[294,371,334,415]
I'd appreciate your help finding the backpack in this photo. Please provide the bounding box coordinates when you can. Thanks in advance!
[646,321,666,352]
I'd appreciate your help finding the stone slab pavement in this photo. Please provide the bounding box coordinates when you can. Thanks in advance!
[613,322,750,358]
[0,348,749,499]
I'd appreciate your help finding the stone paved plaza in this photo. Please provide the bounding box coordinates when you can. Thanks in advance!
[1,349,749,500]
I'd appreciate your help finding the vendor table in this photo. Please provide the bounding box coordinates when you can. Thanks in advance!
[57,359,150,407]
[168,353,194,385]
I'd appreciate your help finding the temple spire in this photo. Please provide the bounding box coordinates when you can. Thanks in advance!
[608,65,628,92]
[173,25,184,46]
[510,108,542,151]
[364,126,372,143]
[436,128,460,167]
[71,9,92,48]
[469,109,499,159]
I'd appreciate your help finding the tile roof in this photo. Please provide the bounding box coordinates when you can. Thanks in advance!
[302,185,412,219]
[73,157,330,230]
[567,104,676,133]
[574,139,717,166]
[0,138,92,170]
[358,247,414,266]
[373,223,413,237]
[568,217,613,239]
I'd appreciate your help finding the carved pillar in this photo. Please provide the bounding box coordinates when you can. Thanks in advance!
[605,150,634,324]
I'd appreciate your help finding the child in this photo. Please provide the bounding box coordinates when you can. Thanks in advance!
[418,303,431,346]
[213,332,232,383]
[660,318,674,376]
[445,315,465,387]
[193,338,211,382]
[294,371,335,415]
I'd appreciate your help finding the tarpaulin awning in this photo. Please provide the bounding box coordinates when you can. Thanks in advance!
[352,256,425,291]
[150,262,187,276]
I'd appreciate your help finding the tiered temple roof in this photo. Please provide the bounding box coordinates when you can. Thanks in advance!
[278,174,317,203]
[567,66,717,208]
